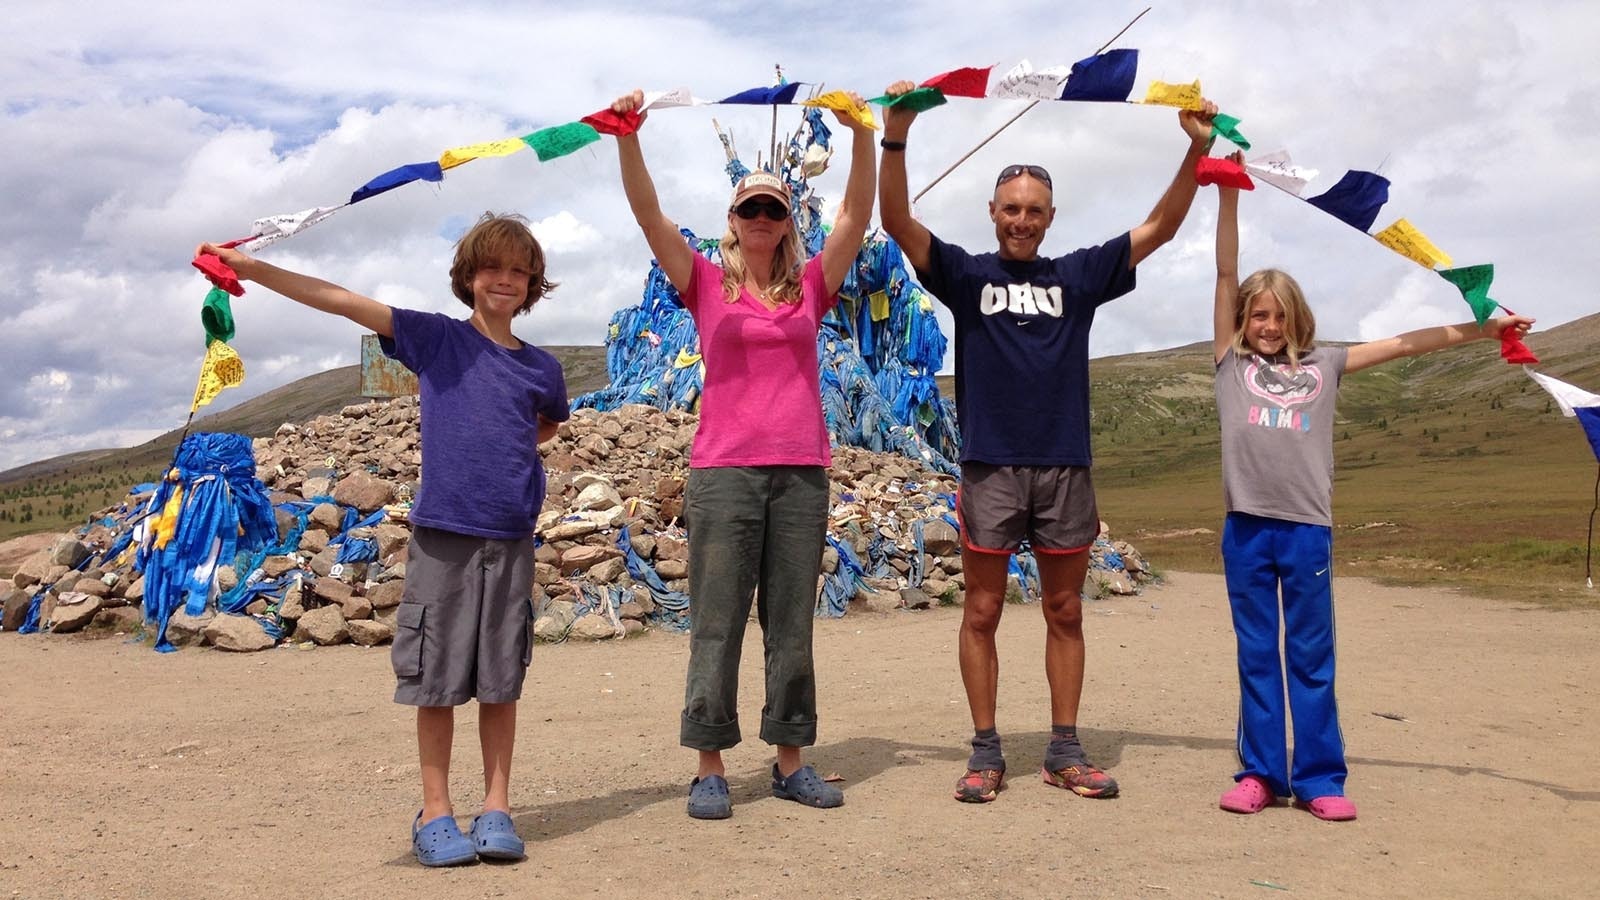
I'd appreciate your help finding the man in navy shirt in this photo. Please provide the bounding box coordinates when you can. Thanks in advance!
[878,78,1216,803]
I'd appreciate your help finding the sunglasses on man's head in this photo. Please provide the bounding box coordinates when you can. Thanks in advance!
[733,198,790,221]
[995,164,1053,189]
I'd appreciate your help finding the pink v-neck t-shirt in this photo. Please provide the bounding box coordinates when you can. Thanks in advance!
[682,252,837,468]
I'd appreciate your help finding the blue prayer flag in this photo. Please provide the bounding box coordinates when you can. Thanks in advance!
[720,83,804,105]
[1059,49,1139,102]
[1306,170,1391,233]
[349,161,445,205]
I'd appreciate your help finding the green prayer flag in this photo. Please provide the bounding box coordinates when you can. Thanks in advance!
[1438,264,1499,326]
[1211,113,1252,151]
[522,122,601,162]
[201,287,235,346]
[868,87,948,114]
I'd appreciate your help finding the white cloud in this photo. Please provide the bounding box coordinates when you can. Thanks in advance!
[1,0,1597,472]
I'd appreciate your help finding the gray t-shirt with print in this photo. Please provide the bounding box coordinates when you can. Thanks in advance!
[1214,345,1348,527]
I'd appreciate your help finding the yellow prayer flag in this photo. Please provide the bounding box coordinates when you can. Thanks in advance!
[1372,218,1454,269]
[869,289,891,322]
[438,137,529,171]
[1142,79,1204,110]
[150,484,185,550]
[191,340,245,412]
[801,90,880,131]
[673,347,703,369]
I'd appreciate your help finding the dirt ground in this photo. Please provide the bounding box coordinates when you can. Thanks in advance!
[3,571,1597,900]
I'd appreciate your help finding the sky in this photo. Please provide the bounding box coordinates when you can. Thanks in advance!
[2,1,1596,472]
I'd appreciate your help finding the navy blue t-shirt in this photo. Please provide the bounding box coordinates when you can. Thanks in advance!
[915,232,1135,466]
[380,308,569,539]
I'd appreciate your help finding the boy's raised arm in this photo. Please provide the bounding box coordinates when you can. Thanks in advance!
[196,243,394,337]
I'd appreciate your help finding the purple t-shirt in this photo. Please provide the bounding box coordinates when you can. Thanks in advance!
[380,308,569,539]
[914,233,1135,466]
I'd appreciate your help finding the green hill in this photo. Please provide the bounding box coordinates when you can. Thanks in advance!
[5,317,1598,606]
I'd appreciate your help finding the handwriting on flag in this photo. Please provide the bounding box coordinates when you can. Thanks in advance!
[192,340,245,412]
[992,60,1069,100]
[1245,150,1318,196]
[1438,264,1499,325]
[1373,218,1453,269]
[1142,79,1203,110]
[243,205,344,252]
[641,87,709,111]
[438,138,528,171]
[522,123,600,162]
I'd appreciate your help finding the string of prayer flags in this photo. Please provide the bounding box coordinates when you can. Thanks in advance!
[801,90,879,130]
[720,83,804,105]
[522,122,600,162]
[1245,150,1318,196]
[1209,112,1251,150]
[1305,170,1390,232]
[192,252,243,297]
[1526,370,1600,460]
[1195,155,1255,189]
[869,86,948,113]
[1142,79,1204,110]
[1373,218,1453,269]
[438,137,529,171]
[242,205,344,252]
[1437,264,1499,325]
[1058,49,1138,102]
[191,339,245,412]
[992,59,1070,101]
[349,162,443,205]
[200,288,235,346]
[581,107,643,137]
[920,66,994,99]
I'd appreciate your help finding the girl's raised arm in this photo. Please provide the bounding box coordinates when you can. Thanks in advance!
[1213,170,1242,365]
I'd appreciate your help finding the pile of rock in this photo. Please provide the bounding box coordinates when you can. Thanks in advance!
[1,398,1154,651]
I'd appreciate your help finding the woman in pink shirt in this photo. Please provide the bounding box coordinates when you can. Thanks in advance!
[607,88,876,819]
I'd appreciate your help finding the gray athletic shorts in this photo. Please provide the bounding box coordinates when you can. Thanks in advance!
[391,525,535,707]
[957,463,1098,555]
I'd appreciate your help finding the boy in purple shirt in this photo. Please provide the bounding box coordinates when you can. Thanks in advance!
[198,212,569,866]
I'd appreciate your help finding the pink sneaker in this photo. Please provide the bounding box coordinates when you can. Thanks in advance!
[1219,775,1274,814]
[1296,795,1358,821]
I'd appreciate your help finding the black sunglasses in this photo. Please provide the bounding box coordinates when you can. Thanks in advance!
[732,198,790,221]
[996,164,1053,189]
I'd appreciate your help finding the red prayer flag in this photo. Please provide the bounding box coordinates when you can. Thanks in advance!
[191,253,244,297]
[1196,156,1255,190]
[1500,333,1538,365]
[580,108,643,137]
[919,66,993,99]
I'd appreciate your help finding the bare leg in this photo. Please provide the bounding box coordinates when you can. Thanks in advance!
[697,749,725,779]
[479,701,517,813]
[418,706,455,820]
[1037,551,1092,726]
[958,548,1012,731]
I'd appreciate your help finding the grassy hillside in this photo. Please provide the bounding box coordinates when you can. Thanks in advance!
[6,319,1598,606]
[0,347,611,539]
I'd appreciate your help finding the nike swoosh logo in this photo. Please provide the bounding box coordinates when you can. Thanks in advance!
[1315,568,1328,576]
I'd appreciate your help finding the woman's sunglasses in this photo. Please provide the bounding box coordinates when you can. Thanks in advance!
[733,199,790,221]
[995,164,1053,189]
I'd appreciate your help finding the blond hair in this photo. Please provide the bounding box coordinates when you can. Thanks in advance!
[717,219,806,304]
[1232,268,1317,366]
